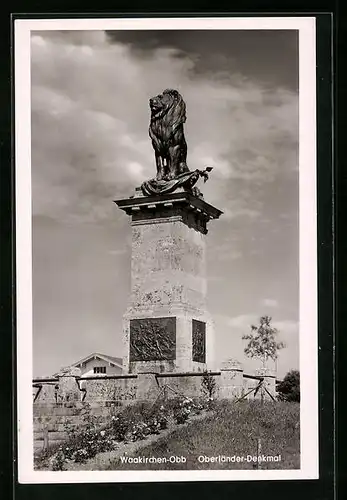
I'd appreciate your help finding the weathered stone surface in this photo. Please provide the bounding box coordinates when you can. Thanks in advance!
[122,207,216,373]
[115,190,223,375]
[220,359,243,371]
[33,400,126,448]
[256,368,276,400]
[219,359,244,399]
[137,373,160,400]
[157,373,221,399]
[57,366,81,377]
[33,383,57,403]
[35,431,69,442]
[83,377,137,402]
[56,374,81,403]
[130,220,206,311]
[129,317,176,362]
[115,191,223,235]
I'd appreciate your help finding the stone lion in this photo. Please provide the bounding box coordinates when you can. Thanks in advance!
[149,89,190,181]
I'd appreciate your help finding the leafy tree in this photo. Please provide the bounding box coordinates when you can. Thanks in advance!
[277,370,300,402]
[242,316,285,368]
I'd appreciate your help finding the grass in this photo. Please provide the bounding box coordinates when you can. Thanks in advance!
[106,400,300,470]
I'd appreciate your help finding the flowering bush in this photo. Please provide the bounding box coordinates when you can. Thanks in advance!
[50,450,66,471]
[110,414,129,441]
[130,421,151,441]
[173,397,194,424]
[150,405,168,431]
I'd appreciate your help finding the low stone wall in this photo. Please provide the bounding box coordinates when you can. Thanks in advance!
[33,369,277,406]
[80,375,137,403]
[156,372,220,398]
[33,401,121,452]
[33,367,277,451]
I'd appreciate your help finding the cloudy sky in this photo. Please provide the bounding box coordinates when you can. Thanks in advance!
[31,29,299,378]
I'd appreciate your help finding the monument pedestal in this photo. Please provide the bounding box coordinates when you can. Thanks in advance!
[115,188,222,374]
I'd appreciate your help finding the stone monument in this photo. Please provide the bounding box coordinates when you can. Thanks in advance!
[115,89,222,374]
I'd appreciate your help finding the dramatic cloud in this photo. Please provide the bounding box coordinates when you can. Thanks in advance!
[31,30,299,378]
[31,30,298,223]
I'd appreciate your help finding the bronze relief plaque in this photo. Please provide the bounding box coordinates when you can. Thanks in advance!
[192,319,206,363]
[129,317,176,361]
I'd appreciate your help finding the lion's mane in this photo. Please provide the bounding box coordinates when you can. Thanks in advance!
[152,88,186,126]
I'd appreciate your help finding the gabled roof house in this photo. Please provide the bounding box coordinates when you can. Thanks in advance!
[69,352,123,377]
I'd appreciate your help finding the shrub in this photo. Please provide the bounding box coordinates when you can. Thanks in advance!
[130,421,151,441]
[277,370,300,402]
[50,450,66,471]
[110,414,130,441]
[173,397,199,424]
[156,406,169,430]
[201,371,217,400]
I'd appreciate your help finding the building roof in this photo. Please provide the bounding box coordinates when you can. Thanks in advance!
[72,352,123,369]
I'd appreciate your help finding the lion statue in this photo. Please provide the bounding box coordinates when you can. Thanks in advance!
[149,88,190,181]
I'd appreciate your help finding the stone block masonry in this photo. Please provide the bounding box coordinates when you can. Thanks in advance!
[33,367,278,450]
[115,189,222,375]
[80,375,137,402]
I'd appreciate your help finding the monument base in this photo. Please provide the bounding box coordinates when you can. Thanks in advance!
[122,308,215,374]
[115,189,222,375]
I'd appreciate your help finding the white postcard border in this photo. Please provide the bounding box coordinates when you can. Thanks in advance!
[15,16,318,483]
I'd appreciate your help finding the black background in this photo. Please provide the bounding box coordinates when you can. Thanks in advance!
[0,4,342,500]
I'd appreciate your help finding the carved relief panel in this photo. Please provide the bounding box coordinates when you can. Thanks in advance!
[129,317,176,361]
[192,319,206,363]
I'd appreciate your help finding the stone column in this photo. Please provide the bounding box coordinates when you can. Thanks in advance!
[115,188,222,375]
[136,372,160,401]
[56,367,81,403]
[257,368,276,400]
[219,359,244,399]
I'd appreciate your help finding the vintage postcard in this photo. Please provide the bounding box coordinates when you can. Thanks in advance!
[15,16,318,483]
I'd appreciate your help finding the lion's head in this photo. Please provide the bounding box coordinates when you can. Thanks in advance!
[149,88,186,124]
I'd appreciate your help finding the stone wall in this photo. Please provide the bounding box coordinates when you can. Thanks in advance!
[33,401,119,452]
[80,375,137,403]
[156,372,220,399]
[33,369,277,407]
[33,368,277,451]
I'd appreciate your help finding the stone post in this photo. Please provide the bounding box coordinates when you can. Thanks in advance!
[56,367,81,404]
[219,359,244,399]
[257,368,276,401]
[136,372,160,401]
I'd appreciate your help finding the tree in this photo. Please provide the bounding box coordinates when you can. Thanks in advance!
[242,316,285,368]
[201,370,217,399]
[277,370,300,402]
